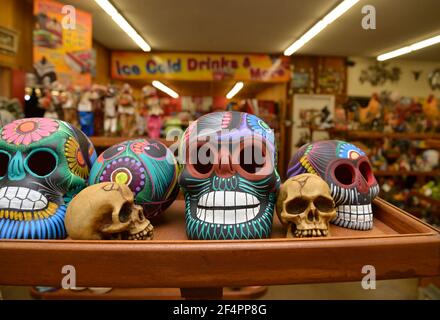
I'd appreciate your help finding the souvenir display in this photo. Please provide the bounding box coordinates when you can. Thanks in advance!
[276,174,336,238]
[117,83,136,137]
[65,182,153,240]
[60,86,78,127]
[287,140,379,230]
[0,118,97,239]
[90,84,106,136]
[89,139,179,219]
[179,111,280,240]
[103,85,118,136]
[77,88,94,136]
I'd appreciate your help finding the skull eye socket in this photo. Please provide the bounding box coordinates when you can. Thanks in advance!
[119,202,132,223]
[0,152,10,178]
[359,161,374,184]
[189,143,215,176]
[286,198,309,215]
[313,196,334,212]
[334,163,355,186]
[239,144,266,174]
[26,149,57,177]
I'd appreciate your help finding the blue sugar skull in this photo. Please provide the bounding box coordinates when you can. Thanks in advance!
[0,118,97,239]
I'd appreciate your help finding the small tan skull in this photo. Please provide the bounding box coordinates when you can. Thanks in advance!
[276,174,336,238]
[65,182,153,240]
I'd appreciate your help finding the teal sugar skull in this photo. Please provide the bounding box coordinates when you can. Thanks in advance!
[89,139,179,218]
[0,118,97,239]
[179,111,280,240]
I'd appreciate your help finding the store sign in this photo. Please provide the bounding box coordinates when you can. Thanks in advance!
[111,52,291,82]
[33,0,93,87]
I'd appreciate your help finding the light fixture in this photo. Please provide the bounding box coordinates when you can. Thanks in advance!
[226,82,244,99]
[377,34,440,61]
[94,0,151,52]
[152,81,179,98]
[284,0,359,56]
[24,95,31,101]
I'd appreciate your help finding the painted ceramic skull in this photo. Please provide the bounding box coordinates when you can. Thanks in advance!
[65,182,153,240]
[89,139,179,219]
[0,118,96,239]
[276,174,336,238]
[287,140,379,230]
[179,111,280,240]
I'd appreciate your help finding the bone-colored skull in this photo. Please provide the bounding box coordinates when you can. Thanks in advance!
[65,182,153,240]
[276,174,336,238]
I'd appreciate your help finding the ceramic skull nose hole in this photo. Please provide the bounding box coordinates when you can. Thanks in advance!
[307,211,314,222]
[286,198,309,215]
[26,150,57,177]
[0,153,9,177]
[138,211,144,221]
[334,163,355,185]
[192,144,214,175]
[359,161,373,184]
[118,203,132,223]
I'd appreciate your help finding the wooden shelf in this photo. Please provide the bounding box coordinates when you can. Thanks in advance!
[90,136,175,148]
[329,130,440,140]
[0,198,439,294]
[374,170,440,177]
[410,192,440,208]
[30,286,268,300]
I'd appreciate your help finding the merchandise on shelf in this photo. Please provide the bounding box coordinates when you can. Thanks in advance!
[287,140,380,230]
[65,182,154,240]
[277,174,335,238]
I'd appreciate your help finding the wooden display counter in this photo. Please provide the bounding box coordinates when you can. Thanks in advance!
[0,198,439,299]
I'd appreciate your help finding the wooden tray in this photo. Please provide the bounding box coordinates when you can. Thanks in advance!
[0,198,439,290]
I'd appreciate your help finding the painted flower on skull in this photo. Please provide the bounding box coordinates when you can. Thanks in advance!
[0,118,96,239]
[2,118,59,146]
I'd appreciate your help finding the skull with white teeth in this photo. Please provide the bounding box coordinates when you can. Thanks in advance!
[179,111,280,240]
[287,140,380,230]
[0,118,96,239]
[277,174,336,238]
[65,182,153,240]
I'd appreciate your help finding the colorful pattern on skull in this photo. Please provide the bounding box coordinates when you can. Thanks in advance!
[0,118,97,239]
[89,139,179,219]
[179,111,280,240]
[287,140,380,230]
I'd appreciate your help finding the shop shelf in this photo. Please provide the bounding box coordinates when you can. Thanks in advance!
[330,130,440,141]
[0,199,439,298]
[374,170,440,177]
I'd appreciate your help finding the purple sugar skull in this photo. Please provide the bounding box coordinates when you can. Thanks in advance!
[287,140,380,230]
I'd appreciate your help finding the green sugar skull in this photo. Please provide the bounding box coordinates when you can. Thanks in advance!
[89,139,180,219]
[0,118,97,239]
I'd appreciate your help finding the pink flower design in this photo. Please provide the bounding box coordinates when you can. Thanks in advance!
[2,118,59,146]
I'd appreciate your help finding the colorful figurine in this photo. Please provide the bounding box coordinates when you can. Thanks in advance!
[89,139,179,219]
[103,85,118,136]
[117,83,136,137]
[0,118,96,239]
[179,111,280,240]
[287,140,380,230]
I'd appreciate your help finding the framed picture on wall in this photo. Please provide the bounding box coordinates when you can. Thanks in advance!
[0,26,19,55]
[291,94,335,155]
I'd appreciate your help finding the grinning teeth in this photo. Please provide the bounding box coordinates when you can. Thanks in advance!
[198,191,259,208]
[196,205,260,225]
[0,187,48,211]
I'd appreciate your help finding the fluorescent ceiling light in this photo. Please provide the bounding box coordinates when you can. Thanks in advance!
[226,82,244,99]
[284,0,359,56]
[377,35,440,61]
[152,81,179,98]
[94,0,151,52]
